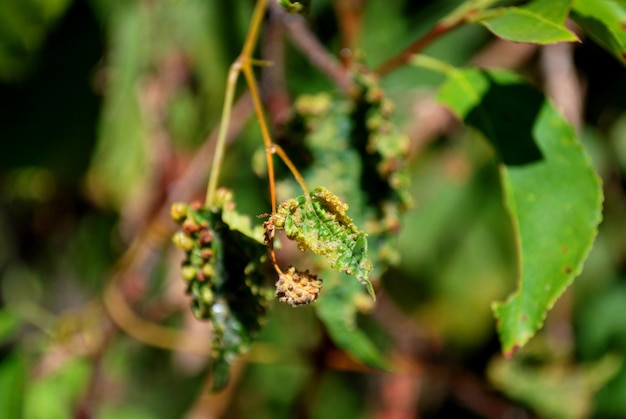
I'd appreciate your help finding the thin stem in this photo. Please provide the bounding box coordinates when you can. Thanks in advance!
[205,62,242,207]
[243,64,278,213]
[374,22,458,77]
[103,276,213,356]
[271,1,354,94]
[374,0,502,77]
[273,143,310,195]
[268,243,283,275]
[410,54,460,77]
[206,0,268,207]
[334,0,364,68]
[242,0,269,57]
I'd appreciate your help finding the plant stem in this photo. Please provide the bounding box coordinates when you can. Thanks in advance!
[205,62,242,207]
[273,143,310,195]
[243,64,280,214]
[271,1,354,94]
[205,0,269,207]
[375,22,459,77]
[207,0,313,214]
[374,0,501,77]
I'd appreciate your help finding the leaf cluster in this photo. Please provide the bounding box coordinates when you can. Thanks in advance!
[171,189,273,390]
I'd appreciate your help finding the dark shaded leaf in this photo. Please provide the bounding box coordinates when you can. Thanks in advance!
[171,189,273,391]
[572,0,626,66]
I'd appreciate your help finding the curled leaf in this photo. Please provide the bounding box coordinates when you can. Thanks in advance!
[171,188,273,391]
[269,187,375,299]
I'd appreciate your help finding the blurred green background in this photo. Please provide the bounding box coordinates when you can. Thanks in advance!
[1,0,626,417]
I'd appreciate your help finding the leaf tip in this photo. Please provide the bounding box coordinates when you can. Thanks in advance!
[503,344,520,359]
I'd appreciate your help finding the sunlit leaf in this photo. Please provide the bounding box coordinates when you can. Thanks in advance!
[478,0,579,44]
[416,59,603,355]
[272,187,375,298]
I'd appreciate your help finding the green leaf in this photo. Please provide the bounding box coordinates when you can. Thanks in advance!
[25,358,90,419]
[315,277,390,369]
[0,351,26,418]
[416,59,602,356]
[572,0,626,66]
[478,0,580,44]
[272,187,375,299]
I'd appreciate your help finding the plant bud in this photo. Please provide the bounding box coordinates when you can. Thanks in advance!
[170,202,189,223]
[181,265,197,281]
[172,231,194,252]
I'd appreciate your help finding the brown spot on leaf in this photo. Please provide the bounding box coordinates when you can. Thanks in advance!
[564,266,572,274]
[521,314,527,322]
[561,246,568,253]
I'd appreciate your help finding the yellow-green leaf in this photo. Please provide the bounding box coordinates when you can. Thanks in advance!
[479,0,579,44]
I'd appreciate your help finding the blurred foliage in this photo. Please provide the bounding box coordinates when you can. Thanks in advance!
[1,0,626,418]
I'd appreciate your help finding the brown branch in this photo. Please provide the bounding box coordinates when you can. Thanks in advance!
[540,41,583,131]
[334,0,365,68]
[263,5,292,127]
[405,38,539,160]
[270,1,354,94]
[375,22,460,77]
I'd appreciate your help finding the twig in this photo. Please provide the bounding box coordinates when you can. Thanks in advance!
[206,0,269,208]
[540,41,583,131]
[270,1,354,94]
[263,5,292,126]
[375,22,461,77]
[334,0,365,68]
[273,143,310,195]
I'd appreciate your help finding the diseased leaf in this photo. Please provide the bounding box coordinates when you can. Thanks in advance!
[572,0,626,66]
[171,188,273,391]
[478,0,579,44]
[271,187,375,299]
[416,59,602,356]
[274,79,410,367]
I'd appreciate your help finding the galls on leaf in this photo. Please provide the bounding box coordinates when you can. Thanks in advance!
[275,266,322,307]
